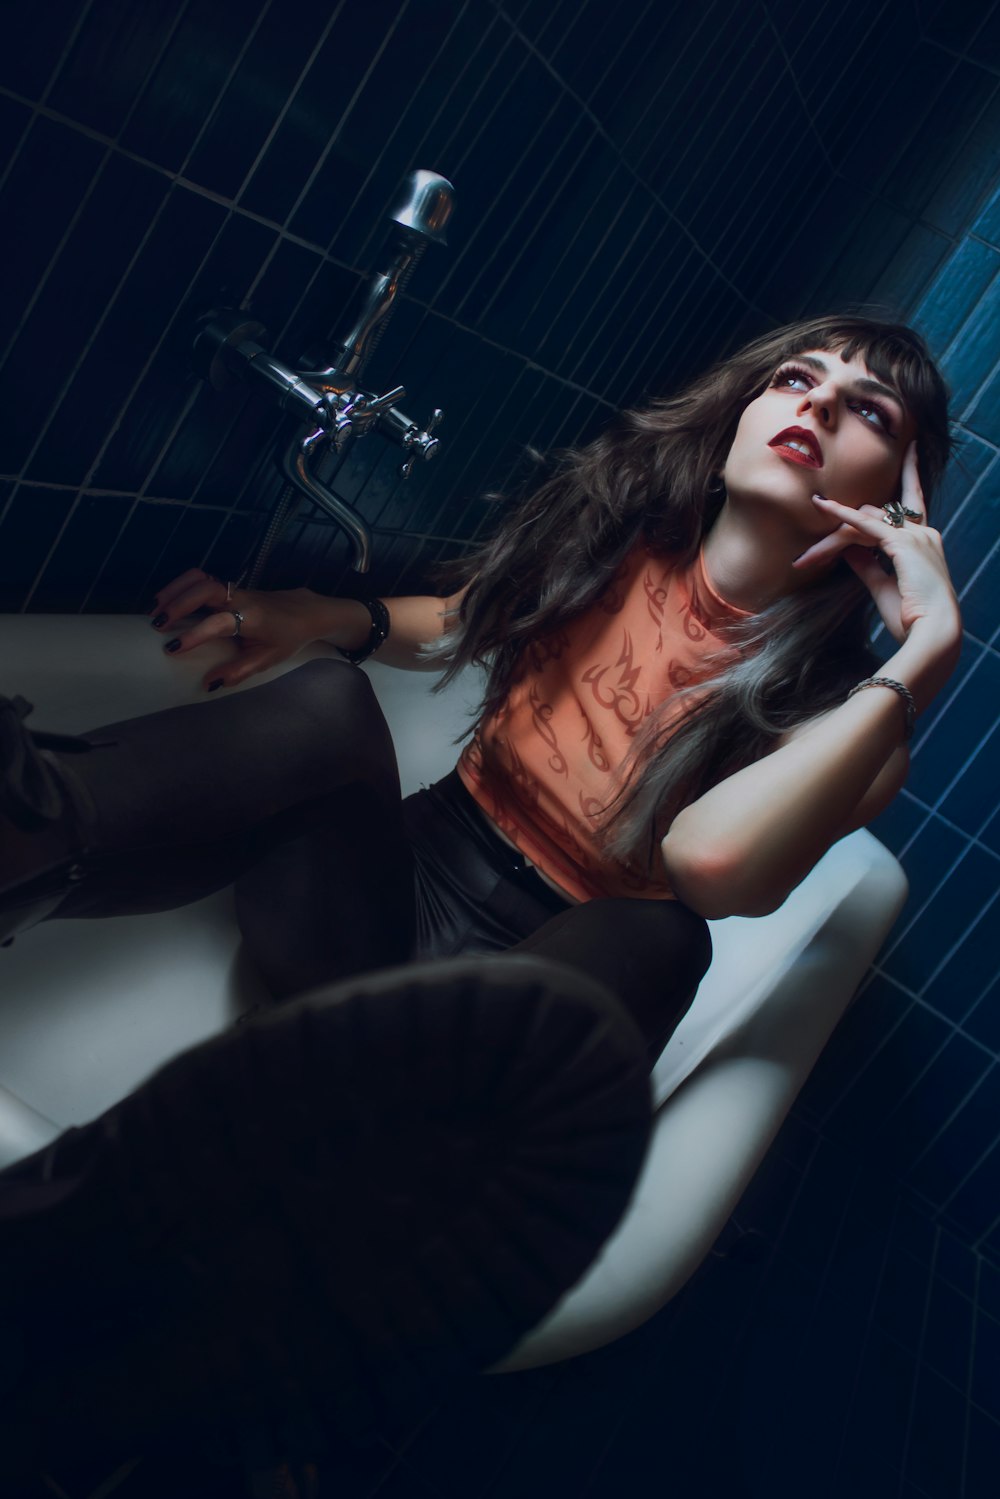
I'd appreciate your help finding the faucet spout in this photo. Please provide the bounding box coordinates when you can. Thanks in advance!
[280,428,373,573]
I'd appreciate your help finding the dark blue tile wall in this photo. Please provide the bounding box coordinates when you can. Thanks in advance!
[2,1,1000,1496]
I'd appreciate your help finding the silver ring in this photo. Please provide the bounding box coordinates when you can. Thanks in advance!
[881,501,922,529]
[228,609,244,638]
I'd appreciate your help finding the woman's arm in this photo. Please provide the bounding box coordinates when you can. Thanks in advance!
[660,472,962,920]
[660,628,948,918]
[301,590,465,670]
[150,570,467,689]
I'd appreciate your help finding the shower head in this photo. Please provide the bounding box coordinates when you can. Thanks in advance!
[388,170,455,246]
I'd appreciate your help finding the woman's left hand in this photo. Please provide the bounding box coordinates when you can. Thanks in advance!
[792,441,962,655]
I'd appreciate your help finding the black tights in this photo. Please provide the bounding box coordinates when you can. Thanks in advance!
[50,661,712,1060]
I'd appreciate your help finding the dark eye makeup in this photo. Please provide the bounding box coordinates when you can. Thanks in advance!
[770,362,897,438]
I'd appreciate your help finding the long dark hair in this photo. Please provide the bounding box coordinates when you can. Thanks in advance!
[432,315,951,872]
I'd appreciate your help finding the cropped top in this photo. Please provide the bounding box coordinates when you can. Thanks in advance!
[456,542,753,902]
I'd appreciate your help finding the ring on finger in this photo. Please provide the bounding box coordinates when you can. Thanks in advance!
[881,500,922,528]
[227,609,244,638]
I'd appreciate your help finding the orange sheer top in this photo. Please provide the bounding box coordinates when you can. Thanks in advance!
[456,542,753,902]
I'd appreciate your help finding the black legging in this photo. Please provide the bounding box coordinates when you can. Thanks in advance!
[49,660,712,1061]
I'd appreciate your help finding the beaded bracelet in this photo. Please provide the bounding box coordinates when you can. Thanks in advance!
[336,597,391,665]
[846,676,916,741]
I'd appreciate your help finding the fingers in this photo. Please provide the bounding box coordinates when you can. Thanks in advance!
[159,608,245,658]
[901,439,927,520]
[204,647,279,694]
[150,570,228,629]
[793,518,870,569]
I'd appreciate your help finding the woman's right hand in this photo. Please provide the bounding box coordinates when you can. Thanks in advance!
[150,570,321,692]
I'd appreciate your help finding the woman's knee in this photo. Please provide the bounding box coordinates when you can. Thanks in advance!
[587,898,712,980]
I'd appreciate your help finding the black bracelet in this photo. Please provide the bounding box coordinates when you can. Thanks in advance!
[337,597,391,665]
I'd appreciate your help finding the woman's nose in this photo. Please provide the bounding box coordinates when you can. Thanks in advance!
[797,386,838,427]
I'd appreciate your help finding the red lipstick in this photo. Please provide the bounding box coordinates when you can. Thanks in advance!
[768,426,823,468]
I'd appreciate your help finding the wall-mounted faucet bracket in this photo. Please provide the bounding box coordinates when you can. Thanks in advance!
[190,170,455,574]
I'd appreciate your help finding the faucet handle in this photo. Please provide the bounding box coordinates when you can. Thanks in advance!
[399,408,444,477]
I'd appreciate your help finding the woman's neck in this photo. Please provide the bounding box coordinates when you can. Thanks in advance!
[701,500,824,613]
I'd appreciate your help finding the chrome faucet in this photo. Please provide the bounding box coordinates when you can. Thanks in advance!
[191,170,455,573]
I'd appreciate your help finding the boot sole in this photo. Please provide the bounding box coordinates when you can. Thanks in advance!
[1,954,650,1473]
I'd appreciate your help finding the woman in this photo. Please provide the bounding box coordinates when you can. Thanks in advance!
[0,315,962,1481]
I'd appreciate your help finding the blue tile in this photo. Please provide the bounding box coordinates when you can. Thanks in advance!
[119,1,268,173]
[905,1061,1000,1208]
[908,640,990,801]
[930,432,994,533]
[923,896,1000,1019]
[824,1212,895,1312]
[0,0,86,99]
[27,493,132,612]
[183,7,331,202]
[873,1248,932,1356]
[291,6,465,254]
[964,971,1000,1052]
[973,175,1000,246]
[877,1033,994,1171]
[0,152,169,478]
[903,1365,968,1498]
[832,1326,918,1487]
[26,186,224,487]
[946,1134,1000,1243]
[966,355,1000,444]
[937,1223,980,1296]
[940,723,1000,839]
[866,222,954,320]
[238,0,430,229]
[883,60,998,225]
[134,502,227,603]
[891,1191,940,1265]
[880,817,968,959]
[84,499,194,613]
[0,485,74,611]
[798,971,914,1124]
[958,544,1000,643]
[922,1273,975,1389]
[0,115,105,356]
[919,89,1000,238]
[93,213,277,493]
[47,0,181,137]
[966,1404,1000,1499]
[884,843,1000,996]
[973,1307,1000,1420]
[823,1002,952,1148]
[911,238,1000,360]
[868,789,929,856]
[940,266,1000,415]
[981,1255,1000,1320]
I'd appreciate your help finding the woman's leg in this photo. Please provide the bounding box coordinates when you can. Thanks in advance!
[42,659,415,994]
[503,898,713,1064]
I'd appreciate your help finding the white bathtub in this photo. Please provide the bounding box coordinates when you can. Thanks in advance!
[0,613,907,1372]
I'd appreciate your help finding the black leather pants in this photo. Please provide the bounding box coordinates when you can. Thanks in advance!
[46,660,711,1059]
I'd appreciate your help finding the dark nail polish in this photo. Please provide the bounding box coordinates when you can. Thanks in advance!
[208,679,224,692]
[164,638,181,653]
[151,613,167,629]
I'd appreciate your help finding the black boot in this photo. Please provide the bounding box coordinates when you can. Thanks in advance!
[0,952,651,1488]
[0,694,104,947]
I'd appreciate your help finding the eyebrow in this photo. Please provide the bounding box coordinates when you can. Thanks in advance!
[792,353,907,414]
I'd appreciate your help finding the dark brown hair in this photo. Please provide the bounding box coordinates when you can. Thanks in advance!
[433,315,951,873]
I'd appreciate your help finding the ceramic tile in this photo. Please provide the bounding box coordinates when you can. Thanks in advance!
[0,484,74,611]
[119,0,267,173]
[904,1061,1000,1208]
[46,0,181,137]
[0,114,105,356]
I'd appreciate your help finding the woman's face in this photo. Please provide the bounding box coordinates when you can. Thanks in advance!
[721,346,918,525]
